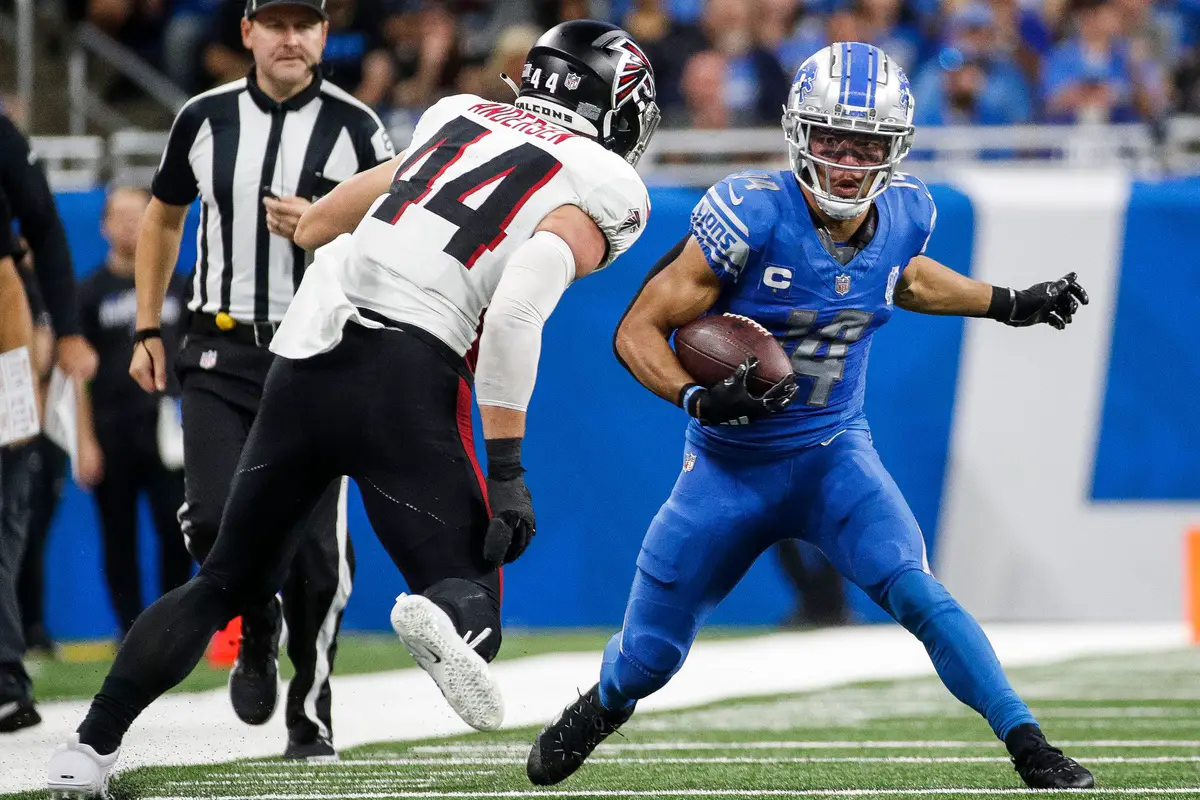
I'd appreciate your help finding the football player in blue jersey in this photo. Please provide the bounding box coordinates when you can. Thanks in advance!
[527,42,1092,790]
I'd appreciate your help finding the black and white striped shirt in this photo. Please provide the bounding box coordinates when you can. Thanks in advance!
[152,71,394,323]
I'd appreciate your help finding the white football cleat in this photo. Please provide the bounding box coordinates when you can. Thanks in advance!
[390,593,504,731]
[47,734,119,799]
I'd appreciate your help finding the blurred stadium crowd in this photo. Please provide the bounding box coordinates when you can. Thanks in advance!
[56,0,1200,131]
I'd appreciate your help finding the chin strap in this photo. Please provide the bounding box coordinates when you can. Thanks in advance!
[499,73,520,98]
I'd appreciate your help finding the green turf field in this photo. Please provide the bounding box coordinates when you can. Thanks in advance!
[15,645,1200,800]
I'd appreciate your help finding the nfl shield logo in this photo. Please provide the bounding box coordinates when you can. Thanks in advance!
[835,274,851,295]
[199,349,218,370]
[565,72,582,91]
[683,452,697,472]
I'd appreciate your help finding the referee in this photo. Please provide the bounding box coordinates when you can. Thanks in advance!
[128,0,394,759]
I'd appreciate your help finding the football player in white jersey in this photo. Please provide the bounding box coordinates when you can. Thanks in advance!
[48,20,659,797]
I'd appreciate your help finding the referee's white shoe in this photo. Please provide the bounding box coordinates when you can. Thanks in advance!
[47,734,119,799]
[390,593,504,731]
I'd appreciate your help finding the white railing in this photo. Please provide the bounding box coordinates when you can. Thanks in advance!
[68,22,189,135]
[30,136,105,191]
[30,119,1200,192]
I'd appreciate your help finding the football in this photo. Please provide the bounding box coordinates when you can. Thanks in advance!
[674,313,793,396]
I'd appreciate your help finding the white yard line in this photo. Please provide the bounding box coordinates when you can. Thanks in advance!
[198,755,1200,769]
[410,740,1200,754]
[139,789,1200,799]
[0,622,1189,793]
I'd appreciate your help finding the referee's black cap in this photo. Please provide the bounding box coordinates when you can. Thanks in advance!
[245,0,328,20]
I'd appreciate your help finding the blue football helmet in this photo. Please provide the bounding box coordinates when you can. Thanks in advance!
[783,42,916,220]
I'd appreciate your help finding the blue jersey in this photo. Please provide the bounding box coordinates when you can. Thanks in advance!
[688,168,937,452]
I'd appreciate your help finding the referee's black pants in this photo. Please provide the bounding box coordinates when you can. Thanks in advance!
[174,331,355,744]
[78,324,499,752]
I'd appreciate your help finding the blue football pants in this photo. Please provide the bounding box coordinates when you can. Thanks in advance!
[599,429,1037,741]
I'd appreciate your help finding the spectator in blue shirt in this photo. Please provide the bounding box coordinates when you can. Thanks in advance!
[913,4,1032,125]
[852,0,924,72]
[756,0,819,75]
[1042,0,1165,122]
[987,0,1053,86]
[914,47,1033,125]
[651,0,789,125]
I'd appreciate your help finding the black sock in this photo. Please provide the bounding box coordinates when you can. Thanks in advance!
[78,679,147,756]
[76,575,237,754]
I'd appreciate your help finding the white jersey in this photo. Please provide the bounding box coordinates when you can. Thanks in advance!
[272,94,650,360]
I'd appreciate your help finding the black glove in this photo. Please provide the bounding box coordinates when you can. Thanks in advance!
[482,438,535,566]
[681,358,797,426]
[987,272,1089,330]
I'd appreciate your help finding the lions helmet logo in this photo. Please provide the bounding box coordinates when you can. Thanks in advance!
[597,32,654,110]
[794,61,818,105]
[897,68,913,115]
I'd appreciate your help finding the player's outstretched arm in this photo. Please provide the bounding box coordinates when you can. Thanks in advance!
[613,235,722,407]
[474,205,607,566]
[895,255,1088,329]
[294,151,406,251]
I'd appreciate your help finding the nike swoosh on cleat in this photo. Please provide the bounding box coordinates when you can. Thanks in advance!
[410,642,442,664]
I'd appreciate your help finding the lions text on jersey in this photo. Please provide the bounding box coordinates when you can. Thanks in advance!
[689,168,936,450]
[274,94,651,361]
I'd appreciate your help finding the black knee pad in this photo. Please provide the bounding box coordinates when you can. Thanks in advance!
[423,577,502,662]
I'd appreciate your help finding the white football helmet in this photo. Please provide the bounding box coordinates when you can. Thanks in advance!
[782,42,915,220]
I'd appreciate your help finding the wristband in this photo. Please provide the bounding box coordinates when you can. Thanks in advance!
[485,437,524,480]
[680,384,706,418]
[134,328,163,343]
[677,382,700,408]
[985,286,1015,321]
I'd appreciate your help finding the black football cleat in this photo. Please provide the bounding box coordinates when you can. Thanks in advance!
[0,671,41,733]
[284,732,338,761]
[0,698,41,733]
[229,597,283,726]
[1006,723,1095,789]
[527,683,634,786]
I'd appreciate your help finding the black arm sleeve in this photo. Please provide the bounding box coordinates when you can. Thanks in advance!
[150,103,204,206]
[612,232,691,375]
[0,115,80,335]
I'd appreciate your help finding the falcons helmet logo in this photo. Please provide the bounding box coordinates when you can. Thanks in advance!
[602,34,654,110]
